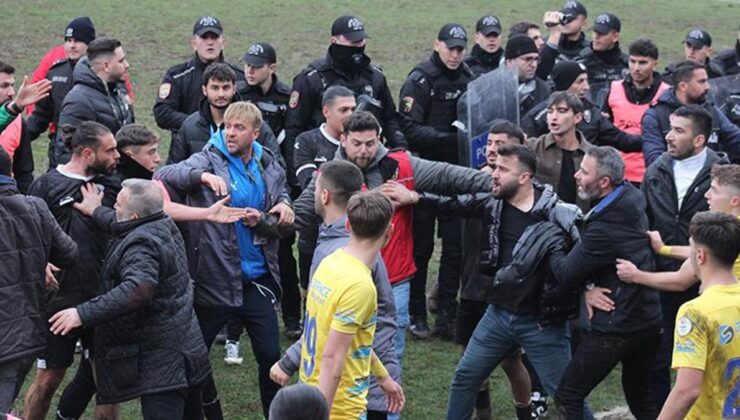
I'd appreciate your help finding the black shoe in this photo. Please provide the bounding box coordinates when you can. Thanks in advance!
[408,316,431,339]
[284,319,302,340]
[433,309,455,340]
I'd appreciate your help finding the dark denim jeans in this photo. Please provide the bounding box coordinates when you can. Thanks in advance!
[446,304,594,420]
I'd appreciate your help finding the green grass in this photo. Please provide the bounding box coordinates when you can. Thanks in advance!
[2,0,738,418]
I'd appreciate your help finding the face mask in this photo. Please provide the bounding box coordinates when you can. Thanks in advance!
[330,44,368,71]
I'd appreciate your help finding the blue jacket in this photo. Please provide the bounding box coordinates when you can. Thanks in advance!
[641,88,740,166]
[154,136,290,307]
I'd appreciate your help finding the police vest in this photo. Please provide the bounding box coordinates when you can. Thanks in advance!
[608,80,670,182]
[412,59,472,132]
[0,117,22,175]
[378,150,417,283]
[308,59,382,126]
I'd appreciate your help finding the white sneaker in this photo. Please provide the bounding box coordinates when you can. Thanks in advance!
[224,340,243,365]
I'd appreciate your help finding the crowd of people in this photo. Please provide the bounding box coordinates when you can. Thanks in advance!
[1,1,740,419]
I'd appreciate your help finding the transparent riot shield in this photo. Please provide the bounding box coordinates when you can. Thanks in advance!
[587,81,611,109]
[456,67,520,168]
[709,74,740,126]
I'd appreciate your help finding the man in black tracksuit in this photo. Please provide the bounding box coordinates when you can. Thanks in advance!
[464,15,505,79]
[153,16,246,142]
[284,15,406,160]
[549,146,661,420]
[27,17,97,143]
[24,121,121,420]
[641,105,730,410]
[575,13,628,88]
[398,23,473,338]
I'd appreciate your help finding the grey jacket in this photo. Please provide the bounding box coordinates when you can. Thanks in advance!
[278,215,400,412]
[294,145,493,229]
[154,143,291,307]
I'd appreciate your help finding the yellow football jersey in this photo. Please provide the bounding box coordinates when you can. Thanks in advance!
[672,282,740,419]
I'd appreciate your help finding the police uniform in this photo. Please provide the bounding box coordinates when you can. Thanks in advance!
[153,55,246,139]
[577,45,629,85]
[240,77,290,141]
[464,15,505,79]
[399,23,472,336]
[712,41,740,76]
[26,59,75,141]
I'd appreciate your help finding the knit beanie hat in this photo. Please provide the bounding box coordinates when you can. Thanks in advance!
[505,35,538,59]
[64,17,96,45]
[551,61,587,91]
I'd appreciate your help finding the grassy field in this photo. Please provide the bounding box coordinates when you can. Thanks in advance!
[2,0,738,418]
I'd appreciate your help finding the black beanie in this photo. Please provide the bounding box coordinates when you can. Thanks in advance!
[551,61,588,91]
[505,35,538,59]
[64,16,96,45]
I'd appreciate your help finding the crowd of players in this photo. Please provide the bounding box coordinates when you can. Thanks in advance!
[1,1,740,419]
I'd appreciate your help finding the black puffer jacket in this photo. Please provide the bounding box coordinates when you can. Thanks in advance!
[419,183,581,316]
[77,213,210,404]
[167,98,282,167]
[28,169,120,312]
[52,58,135,167]
[549,182,662,334]
[0,178,78,364]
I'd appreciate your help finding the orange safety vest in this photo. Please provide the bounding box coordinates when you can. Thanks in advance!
[608,79,670,182]
[379,150,417,284]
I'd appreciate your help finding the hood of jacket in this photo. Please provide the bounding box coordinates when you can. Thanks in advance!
[73,57,113,95]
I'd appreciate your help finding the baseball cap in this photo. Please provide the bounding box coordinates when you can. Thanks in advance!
[592,13,621,33]
[193,16,223,37]
[684,29,712,48]
[438,23,468,49]
[242,42,276,67]
[561,1,588,19]
[476,15,502,36]
[331,15,368,42]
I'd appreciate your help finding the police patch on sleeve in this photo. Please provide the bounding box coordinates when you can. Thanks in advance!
[401,96,414,113]
[289,91,300,109]
[677,316,693,337]
[158,83,171,99]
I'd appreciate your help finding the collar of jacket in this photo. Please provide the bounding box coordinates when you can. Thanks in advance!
[198,97,227,131]
[543,130,590,152]
[192,53,224,71]
[591,42,624,64]
[0,175,18,194]
[585,181,627,220]
[113,211,167,237]
[116,154,154,180]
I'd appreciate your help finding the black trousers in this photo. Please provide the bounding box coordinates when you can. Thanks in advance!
[555,326,661,420]
[409,206,462,318]
[140,383,204,420]
[196,281,281,419]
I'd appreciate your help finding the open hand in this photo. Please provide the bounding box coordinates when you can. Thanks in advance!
[14,75,52,108]
[379,376,405,413]
[201,173,229,196]
[584,287,614,320]
[72,183,103,216]
[49,308,82,335]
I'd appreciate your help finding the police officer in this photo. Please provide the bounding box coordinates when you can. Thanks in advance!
[538,1,590,79]
[284,15,406,159]
[27,17,96,144]
[663,29,725,84]
[576,13,629,86]
[464,15,505,79]
[153,16,246,141]
[399,23,473,339]
[712,25,740,76]
[240,43,302,340]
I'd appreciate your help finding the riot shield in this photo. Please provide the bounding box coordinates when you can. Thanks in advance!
[709,74,740,126]
[456,67,520,168]
[586,81,611,109]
